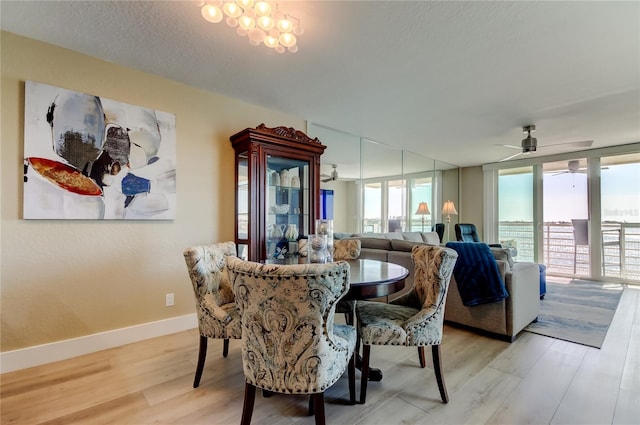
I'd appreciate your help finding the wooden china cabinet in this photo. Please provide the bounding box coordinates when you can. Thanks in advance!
[230,124,326,261]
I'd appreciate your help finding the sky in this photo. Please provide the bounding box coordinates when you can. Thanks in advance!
[499,162,640,223]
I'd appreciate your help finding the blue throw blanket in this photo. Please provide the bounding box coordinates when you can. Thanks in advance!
[445,242,509,307]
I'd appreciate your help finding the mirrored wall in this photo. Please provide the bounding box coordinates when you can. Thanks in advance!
[307,122,459,240]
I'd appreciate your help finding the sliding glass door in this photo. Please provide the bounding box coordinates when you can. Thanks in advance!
[485,145,640,284]
[542,159,589,277]
[600,153,640,280]
[498,167,535,262]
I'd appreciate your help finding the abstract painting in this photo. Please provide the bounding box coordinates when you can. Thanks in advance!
[23,81,176,219]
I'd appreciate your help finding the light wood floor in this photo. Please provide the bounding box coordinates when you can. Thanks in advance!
[2,286,638,425]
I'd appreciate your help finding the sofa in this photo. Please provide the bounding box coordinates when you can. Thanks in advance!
[340,231,540,341]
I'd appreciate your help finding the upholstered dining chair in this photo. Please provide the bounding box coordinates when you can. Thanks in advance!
[333,239,362,325]
[183,241,241,388]
[355,245,458,404]
[226,258,357,425]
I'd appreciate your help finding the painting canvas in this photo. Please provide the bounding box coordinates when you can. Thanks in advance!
[23,81,176,220]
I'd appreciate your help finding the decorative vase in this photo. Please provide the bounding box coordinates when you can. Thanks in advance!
[309,234,328,263]
[315,219,334,260]
[285,224,298,241]
[271,223,285,239]
[271,171,280,186]
[280,169,290,187]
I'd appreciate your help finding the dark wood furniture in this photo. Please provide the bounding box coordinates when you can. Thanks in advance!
[230,124,326,262]
[344,259,408,299]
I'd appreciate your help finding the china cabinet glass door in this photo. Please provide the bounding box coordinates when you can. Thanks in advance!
[266,156,310,259]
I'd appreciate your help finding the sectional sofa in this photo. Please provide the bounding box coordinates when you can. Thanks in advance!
[337,231,540,341]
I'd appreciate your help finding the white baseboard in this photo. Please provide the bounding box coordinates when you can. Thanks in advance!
[0,313,198,374]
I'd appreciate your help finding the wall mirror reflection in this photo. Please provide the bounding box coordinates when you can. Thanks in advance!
[308,122,459,240]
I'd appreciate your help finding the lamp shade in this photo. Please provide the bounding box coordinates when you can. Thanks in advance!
[415,202,430,215]
[442,200,458,216]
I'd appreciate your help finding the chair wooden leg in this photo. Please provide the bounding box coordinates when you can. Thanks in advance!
[223,338,230,357]
[241,382,256,425]
[348,351,356,404]
[418,346,426,368]
[308,395,314,416]
[313,393,326,425]
[359,344,371,404]
[432,345,449,403]
[193,335,208,388]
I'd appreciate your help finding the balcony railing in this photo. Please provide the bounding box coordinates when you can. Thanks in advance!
[499,221,640,282]
[360,219,640,282]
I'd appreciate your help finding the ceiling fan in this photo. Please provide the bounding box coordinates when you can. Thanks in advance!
[551,160,585,175]
[549,159,608,176]
[321,164,339,182]
[499,125,594,162]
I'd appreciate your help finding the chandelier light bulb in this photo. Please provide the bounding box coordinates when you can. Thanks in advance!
[236,0,254,9]
[264,35,279,48]
[287,44,298,53]
[222,2,242,18]
[201,4,224,23]
[238,15,255,30]
[257,15,274,31]
[254,1,272,16]
[275,45,285,54]
[236,27,248,36]
[279,32,296,47]
[277,17,293,33]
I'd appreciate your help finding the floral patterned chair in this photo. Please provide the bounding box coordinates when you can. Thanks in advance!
[333,239,362,325]
[226,258,357,425]
[355,245,458,404]
[183,241,241,388]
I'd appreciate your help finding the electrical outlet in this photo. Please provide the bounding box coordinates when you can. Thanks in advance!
[165,293,174,307]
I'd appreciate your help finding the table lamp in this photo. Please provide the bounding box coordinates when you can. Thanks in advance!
[415,202,430,232]
[442,200,458,242]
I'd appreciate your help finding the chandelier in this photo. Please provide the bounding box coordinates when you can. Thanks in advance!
[200,1,303,53]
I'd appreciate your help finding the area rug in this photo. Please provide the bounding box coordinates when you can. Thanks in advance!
[524,279,624,348]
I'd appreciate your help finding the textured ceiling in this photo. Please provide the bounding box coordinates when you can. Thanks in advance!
[1,1,639,167]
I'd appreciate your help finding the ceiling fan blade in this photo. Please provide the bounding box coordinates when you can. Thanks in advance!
[499,144,523,150]
[499,151,524,162]
[539,140,594,149]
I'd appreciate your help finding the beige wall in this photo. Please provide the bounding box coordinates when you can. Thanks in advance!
[0,32,305,351]
[459,166,485,239]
